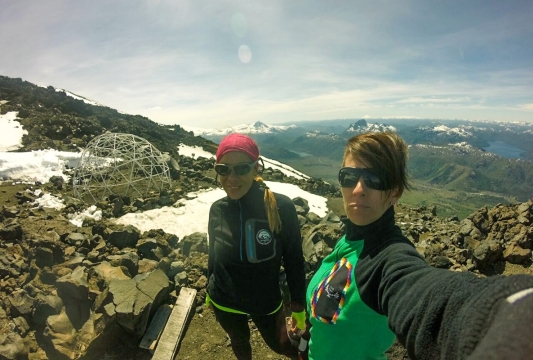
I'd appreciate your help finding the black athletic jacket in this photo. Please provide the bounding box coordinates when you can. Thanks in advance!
[207,181,306,315]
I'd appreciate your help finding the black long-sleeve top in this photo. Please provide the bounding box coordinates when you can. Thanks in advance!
[207,181,306,315]
[354,206,533,358]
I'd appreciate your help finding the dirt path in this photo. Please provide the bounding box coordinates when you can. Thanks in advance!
[176,305,290,360]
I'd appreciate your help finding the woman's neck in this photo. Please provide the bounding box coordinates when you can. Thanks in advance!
[343,206,396,241]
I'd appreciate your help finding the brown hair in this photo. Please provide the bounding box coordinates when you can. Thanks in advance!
[343,131,410,197]
[254,175,282,234]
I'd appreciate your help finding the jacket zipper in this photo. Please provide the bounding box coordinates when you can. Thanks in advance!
[239,200,244,261]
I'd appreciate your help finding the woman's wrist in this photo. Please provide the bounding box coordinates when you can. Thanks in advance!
[290,302,305,313]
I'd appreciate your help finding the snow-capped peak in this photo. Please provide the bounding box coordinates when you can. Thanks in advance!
[345,119,397,133]
[183,121,298,137]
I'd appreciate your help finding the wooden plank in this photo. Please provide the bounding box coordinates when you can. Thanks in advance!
[140,303,173,353]
[151,287,197,360]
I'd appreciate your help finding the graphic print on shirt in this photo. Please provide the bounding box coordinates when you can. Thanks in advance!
[310,257,353,324]
[245,218,277,263]
[256,229,272,245]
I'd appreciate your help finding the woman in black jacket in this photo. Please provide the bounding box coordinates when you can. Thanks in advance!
[206,133,306,360]
[304,131,533,360]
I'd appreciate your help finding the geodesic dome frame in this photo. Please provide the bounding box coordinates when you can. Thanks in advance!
[72,133,172,203]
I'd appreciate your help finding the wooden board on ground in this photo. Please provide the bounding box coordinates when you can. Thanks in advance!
[140,303,173,353]
[151,287,197,360]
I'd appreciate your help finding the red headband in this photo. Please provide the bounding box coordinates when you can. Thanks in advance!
[216,133,259,163]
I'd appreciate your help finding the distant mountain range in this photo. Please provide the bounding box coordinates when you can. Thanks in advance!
[183,115,533,203]
[1,74,532,203]
[185,117,533,161]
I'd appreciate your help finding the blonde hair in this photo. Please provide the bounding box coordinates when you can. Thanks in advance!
[254,176,282,234]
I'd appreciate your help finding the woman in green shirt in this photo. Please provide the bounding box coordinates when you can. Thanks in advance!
[304,131,533,359]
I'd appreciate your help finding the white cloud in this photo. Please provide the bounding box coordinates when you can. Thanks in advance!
[397,97,472,104]
[519,103,533,111]
[2,0,533,127]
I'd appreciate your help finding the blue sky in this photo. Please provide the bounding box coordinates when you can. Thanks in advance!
[1,0,532,127]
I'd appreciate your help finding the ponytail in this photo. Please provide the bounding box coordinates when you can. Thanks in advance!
[255,176,282,234]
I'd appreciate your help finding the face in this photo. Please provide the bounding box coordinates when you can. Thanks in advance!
[217,151,257,200]
[341,154,399,226]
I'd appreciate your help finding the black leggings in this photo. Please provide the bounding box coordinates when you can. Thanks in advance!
[212,306,297,360]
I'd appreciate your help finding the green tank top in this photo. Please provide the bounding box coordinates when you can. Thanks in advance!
[306,236,395,359]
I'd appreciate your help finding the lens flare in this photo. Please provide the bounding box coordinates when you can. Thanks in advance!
[238,45,252,63]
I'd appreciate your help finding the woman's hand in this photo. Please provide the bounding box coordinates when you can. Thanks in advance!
[205,294,213,310]
[291,310,306,332]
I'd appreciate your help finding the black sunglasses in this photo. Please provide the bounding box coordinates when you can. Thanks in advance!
[214,161,257,176]
[338,167,388,190]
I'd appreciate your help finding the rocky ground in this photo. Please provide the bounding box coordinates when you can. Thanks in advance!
[1,170,532,360]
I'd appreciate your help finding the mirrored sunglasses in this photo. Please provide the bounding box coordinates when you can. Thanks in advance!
[338,167,388,190]
[214,161,257,176]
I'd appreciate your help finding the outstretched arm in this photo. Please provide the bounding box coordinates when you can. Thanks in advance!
[364,242,533,359]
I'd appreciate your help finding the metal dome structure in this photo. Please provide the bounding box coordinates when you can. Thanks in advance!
[72,133,172,203]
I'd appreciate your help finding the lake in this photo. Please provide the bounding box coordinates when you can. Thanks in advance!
[482,141,525,159]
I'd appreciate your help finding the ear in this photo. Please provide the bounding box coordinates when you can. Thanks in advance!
[257,157,265,174]
[389,188,401,205]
